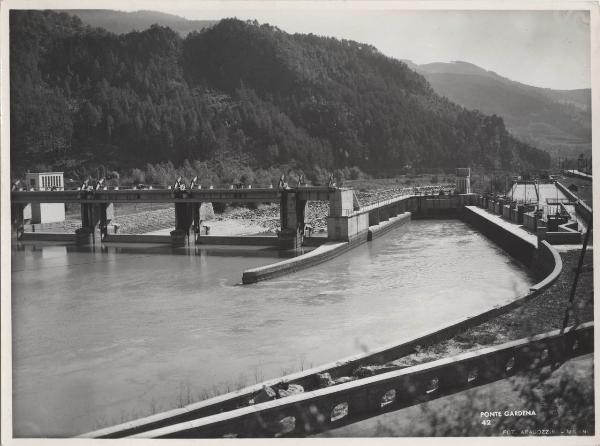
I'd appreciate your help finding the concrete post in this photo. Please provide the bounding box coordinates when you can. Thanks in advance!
[172,203,194,247]
[278,190,305,249]
[12,203,25,240]
[78,203,106,245]
[369,210,380,226]
[98,203,114,241]
[380,206,389,221]
[192,203,201,243]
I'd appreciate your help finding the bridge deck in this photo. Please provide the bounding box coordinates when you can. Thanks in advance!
[10,186,335,204]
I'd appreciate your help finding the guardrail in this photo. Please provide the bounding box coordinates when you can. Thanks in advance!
[355,185,455,215]
[555,181,592,224]
[121,322,593,438]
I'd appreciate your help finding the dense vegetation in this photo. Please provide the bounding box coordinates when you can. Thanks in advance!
[10,11,551,184]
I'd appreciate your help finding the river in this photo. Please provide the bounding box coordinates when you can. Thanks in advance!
[11,219,535,436]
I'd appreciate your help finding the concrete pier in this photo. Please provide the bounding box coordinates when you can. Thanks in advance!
[77,202,114,245]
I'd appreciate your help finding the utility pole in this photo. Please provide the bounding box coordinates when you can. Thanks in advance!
[561,214,593,332]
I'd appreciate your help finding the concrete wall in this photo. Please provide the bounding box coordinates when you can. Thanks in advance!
[329,189,355,217]
[530,240,562,286]
[194,236,279,246]
[544,231,582,244]
[327,214,370,243]
[242,241,355,284]
[150,325,591,438]
[523,212,537,231]
[409,194,478,219]
[368,212,411,240]
[302,237,329,247]
[89,321,589,439]
[20,232,76,242]
[461,206,537,267]
[103,234,171,244]
[30,203,66,224]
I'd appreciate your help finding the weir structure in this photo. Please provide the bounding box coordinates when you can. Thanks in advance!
[11,185,339,249]
[10,183,455,249]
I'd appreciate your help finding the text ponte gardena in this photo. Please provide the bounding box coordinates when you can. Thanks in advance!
[481,410,537,418]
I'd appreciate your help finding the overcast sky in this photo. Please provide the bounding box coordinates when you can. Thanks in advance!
[155,5,590,90]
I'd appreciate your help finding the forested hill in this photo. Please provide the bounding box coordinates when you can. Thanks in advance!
[405,61,591,158]
[10,11,550,181]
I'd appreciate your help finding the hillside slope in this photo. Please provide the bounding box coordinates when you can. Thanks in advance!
[406,61,591,157]
[10,12,551,179]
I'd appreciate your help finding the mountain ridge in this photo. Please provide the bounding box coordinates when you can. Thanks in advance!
[405,60,591,156]
[58,9,217,35]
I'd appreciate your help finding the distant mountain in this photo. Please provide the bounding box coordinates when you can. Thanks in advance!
[10,11,551,179]
[60,10,217,35]
[405,60,591,157]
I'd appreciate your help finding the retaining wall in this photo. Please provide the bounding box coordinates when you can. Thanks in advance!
[103,234,171,243]
[20,232,76,242]
[126,323,593,438]
[242,241,352,284]
[544,231,582,245]
[302,236,329,247]
[460,206,537,267]
[368,212,411,240]
[411,194,478,219]
[523,212,537,232]
[196,235,278,246]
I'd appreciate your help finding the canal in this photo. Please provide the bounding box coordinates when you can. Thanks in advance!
[11,219,536,436]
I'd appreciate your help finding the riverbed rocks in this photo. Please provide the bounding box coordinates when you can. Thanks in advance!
[317,372,335,387]
[317,372,355,387]
[276,383,304,398]
[353,363,402,378]
[253,385,278,404]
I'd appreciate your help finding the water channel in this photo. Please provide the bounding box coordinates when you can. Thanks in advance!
[11,219,536,436]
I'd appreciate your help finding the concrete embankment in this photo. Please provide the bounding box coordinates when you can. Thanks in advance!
[243,211,412,283]
[20,232,76,242]
[461,206,537,267]
[196,235,278,246]
[242,241,351,284]
[368,212,411,240]
[103,234,171,243]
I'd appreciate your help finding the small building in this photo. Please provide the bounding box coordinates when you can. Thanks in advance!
[26,172,64,191]
[24,172,66,224]
[455,168,471,194]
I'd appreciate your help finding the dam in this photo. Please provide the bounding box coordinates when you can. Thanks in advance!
[11,218,536,437]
